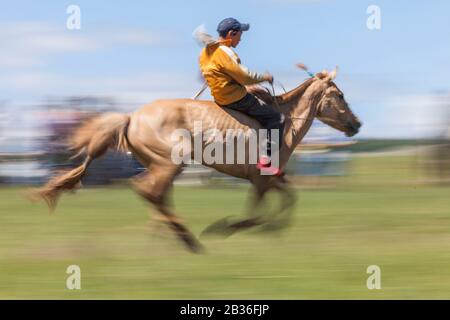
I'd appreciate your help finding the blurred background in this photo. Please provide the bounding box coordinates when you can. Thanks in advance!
[0,0,449,299]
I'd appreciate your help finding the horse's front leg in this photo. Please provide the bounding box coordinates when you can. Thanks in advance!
[258,181,298,232]
[200,184,268,237]
[223,179,297,235]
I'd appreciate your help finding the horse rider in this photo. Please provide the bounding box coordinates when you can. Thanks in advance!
[198,17,285,176]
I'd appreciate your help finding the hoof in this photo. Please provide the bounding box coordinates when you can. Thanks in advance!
[256,219,290,234]
[184,238,206,254]
[200,217,235,238]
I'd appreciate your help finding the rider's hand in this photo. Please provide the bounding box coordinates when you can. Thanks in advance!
[263,73,274,84]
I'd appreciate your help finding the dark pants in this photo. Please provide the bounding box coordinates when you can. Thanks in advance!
[221,93,285,158]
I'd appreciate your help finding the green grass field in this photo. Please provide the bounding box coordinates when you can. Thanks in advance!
[0,155,449,299]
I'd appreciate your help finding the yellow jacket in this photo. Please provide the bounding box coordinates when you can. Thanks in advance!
[199,39,266,105]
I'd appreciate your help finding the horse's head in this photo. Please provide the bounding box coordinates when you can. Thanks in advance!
[315,68,362,137]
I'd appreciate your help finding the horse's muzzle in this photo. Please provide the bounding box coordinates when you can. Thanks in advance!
[345,121,362,137]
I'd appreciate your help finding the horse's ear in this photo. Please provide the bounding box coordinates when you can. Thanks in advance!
[315,70,328,79]
[328,66,339,81]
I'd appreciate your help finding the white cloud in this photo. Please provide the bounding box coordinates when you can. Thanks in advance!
[382,94,448,138]
[353,93,448,139]
[0,21,199,107]
[0,70,202,108]
[0,21,178,69]
[251,0,332,4]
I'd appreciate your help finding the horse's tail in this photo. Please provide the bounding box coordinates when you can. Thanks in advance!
[69,112,130,156]
[28,112,131,211]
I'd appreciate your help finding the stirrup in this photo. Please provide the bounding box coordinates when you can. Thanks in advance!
[257,156,283,176]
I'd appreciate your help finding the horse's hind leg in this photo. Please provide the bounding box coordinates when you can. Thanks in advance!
[132,164,204,253]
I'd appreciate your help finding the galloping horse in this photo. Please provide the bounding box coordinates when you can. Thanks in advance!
[30,68,361,253]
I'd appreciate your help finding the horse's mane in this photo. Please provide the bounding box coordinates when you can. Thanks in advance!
[247,77,315,107]
[277,77,315,104]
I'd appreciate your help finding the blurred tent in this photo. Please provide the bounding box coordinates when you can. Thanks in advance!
[287,121,355,177]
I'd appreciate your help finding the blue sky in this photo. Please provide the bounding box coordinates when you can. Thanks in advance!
[1,0,449,138]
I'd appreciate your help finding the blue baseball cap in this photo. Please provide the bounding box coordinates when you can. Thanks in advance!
[217,18,250,36]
